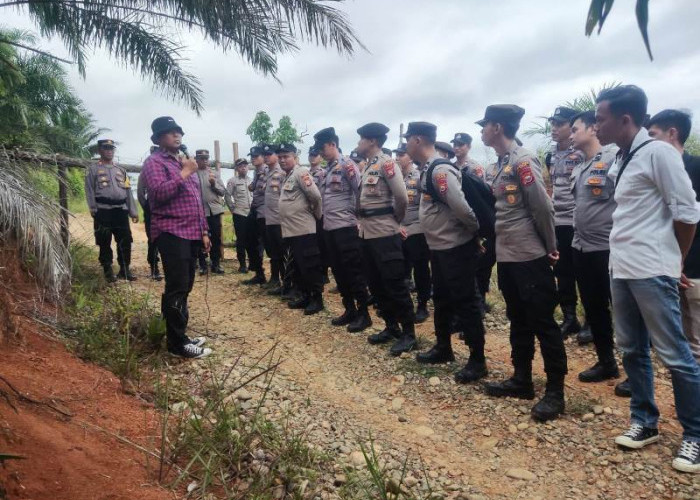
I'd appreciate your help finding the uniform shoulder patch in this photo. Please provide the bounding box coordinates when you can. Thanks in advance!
[302,173,313,187]
[436,172,448,194]
[343,161,356,178]
[383,160,396,178]
[517,161,535,186]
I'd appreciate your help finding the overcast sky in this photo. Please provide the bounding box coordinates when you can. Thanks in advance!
[6,0,700,165]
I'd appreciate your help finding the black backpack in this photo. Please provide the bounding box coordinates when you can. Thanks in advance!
[425,159,496,239]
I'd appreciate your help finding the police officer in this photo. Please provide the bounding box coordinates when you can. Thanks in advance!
[404,122,487,382]
[435,141,455,161]
[314,127,372,332]
[309,146,330,283]
[395,142,431,323]
[195,149,227,275]
[137,147,162,281]
[278,143,325,314]
[546,107,587,340]
[356,122,416,356]
[569,110,620,382]
[452,133,486,179]
[243,145,269,285]
[350,150,367,172]
[262,144,286,293]
[85,139,139,282]
[478,105,567,421]
[226,157,253,273]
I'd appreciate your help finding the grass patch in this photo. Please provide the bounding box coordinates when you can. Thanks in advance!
[566,390,602,416]
[394,357,455,379]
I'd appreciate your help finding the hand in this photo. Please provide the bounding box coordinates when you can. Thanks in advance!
[209,172,216,185]
[131,217,139,224]
[477,239,486,254]
[202,234,212,253]
[680,273,694,290]
[180,158,198,179]
[547,251,560,266]
[399,227,408,240]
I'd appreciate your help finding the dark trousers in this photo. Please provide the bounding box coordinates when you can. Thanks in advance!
[498,257,568,378]
[317,219,329,278]
[247,213,265,273]
[402,233,431,304]
[476,236,496,298]
[265,224,284,282]
[157,233,200,352]
[362,234,415,326]
[143,206,159,267]
[573,248,615,361]
[325,226,369,305]
[554,225,578,308]
[232,213,249,267]
[432,240,485,356]
[282,238,295,290]
[199,214,222,268]
[94,208,132,269]
[287,233,324,295]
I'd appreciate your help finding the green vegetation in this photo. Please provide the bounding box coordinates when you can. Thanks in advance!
[586,0,652,60]
[246,111,305,146]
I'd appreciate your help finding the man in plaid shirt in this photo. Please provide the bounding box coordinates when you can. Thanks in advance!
[141,116,213,359]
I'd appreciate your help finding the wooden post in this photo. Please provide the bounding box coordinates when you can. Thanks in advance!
[399,123,404,148]
[57,165,69,247]
[233,142,239,162]
[214,140,221,169]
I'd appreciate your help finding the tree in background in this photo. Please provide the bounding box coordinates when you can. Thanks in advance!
[0,0,363,115]
[271,115,305,144]
[245,111,274,145]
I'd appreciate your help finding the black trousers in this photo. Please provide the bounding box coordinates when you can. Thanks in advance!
[362,234,415,326]
[143,206,159,267]
[573,248,614,360]
[317,218,329,277]
[157,233,200,352]
[247,213,265,273]
[232,213,249,267]
[554,225,578,308]
[199,214,223,268]
[476,236,496,298]
[287,233,324,295]
[402,233,431,304]
[94,208,132,269]
[432,240,485,355]
[498,257,568,378]
[265,224,284,282]
[325,226,369,305]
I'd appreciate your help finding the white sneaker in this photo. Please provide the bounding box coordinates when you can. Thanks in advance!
[187,336,206,347]
[614,423,659,449]
[170,344,212,359]
[673,440,700,473]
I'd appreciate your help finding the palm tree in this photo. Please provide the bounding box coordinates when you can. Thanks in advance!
[0,0,363,114]
[586,0,652,60]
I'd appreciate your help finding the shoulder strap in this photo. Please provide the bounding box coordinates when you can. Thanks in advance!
[614,139,654,188]
[425,159,458,201]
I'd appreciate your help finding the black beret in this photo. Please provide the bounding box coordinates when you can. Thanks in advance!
[450,133,472,146]
[357,122,390,138]
[309,146,321,156]
[549,106,578,123]
[475,105,525,127]
[402,121,437,142]
[313,127,339,149]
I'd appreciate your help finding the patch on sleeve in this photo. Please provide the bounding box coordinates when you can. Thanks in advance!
[517,161,534,186]
[436,172,448,194]
[383,160,396,179]
[344,162,356,178]
[302,173,313,187]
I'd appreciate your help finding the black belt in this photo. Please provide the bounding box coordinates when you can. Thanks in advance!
[360,207,394,217]
[95,196,127,206]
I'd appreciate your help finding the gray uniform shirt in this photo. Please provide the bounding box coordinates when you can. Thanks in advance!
[310,165,326,192]
[226,174,252,216]
[321,155,361,231]
[85,162,137,218]
[456,158,486,181]
[571,145,618,252]
[279,166,322,238]
[251,165,268,219]
[549,145,585,226]
[491,142,556,262]
[359,153,408,239]
[136,171,148,209]
[264,163,286,225]
[419,153,478,251]
[401,166,423,236]
[196,168,226,217]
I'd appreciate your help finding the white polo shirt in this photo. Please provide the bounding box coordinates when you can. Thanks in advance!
[608,128,700,280]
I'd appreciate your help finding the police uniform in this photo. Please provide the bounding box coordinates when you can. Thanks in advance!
[571,145,619,381]
[263,147,286,286]
[85,139,138,281]
[226,158,253,272]
[546,107,586,335]
[313,127,372,331]
[357,122,416,354]
[279,147,324,314]
[195,149,227,274]
[243,145,270,284]
[309,147,330,283]
[137,167,161,280]
[478,105,567,422]
[395,143,431,320]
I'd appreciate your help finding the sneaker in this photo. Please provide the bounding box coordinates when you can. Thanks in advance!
[672,440,700,473]
[170,343,212,359]
[187,336,206,347]
[614,424,659,450]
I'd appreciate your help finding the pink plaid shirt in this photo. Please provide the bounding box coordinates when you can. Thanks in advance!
[141,151,208,241]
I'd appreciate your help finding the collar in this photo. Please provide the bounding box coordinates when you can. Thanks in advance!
[628,127,651,153]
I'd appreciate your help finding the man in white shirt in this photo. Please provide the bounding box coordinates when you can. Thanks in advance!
[596,85,700,474]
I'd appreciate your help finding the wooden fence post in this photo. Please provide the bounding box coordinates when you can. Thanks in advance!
[214,140,221,169]
[233,142,239,162]
[57,164,69,247]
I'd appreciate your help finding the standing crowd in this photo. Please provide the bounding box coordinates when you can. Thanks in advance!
[84,85,700,473]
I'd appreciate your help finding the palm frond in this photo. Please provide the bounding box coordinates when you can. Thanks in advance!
[585,0,653,60]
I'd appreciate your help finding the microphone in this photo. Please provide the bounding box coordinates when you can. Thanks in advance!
[179,144,190,159]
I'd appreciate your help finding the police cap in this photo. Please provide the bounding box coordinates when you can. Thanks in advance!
[195,149,210,159]
[276,143,297,154]
[97,139,116,149]
[435,141,455,158]
[235,158,249,167]
[450,132,472,146]
[393,143,407,154]
[402,121,437,142]
[549,106,578,124]
[261,144,277,155]
[357,122,390,139]
[313,127,339,150]
[475,105,525,127]
[248,146,263,157]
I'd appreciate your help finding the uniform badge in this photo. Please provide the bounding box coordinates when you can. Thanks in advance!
[517,161,534,186]
[507,194,516,204]
[594,162,607,170]
[592,188,602,196]
[383,161,396,178]
[587,177,602,185]
[303,173,313,187]
[505,184,518,192]
[423,193,432,201]
[504,165,512,174]
[436,172,448,194]
[344,163,356,178]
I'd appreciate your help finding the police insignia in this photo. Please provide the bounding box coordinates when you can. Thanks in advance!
[594,162,607,169]
[344,163,356,178]
[517,162,534,186]
[507,194,516,204]
[592,188,602,195]
[303,173,313,187]
[383,161,396,178]
[504,165,512,174]
[436,172,448,194]
[587,177,602,185]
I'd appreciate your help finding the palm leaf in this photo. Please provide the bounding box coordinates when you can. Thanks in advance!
[635,0,653,60]
[585,0,653,60]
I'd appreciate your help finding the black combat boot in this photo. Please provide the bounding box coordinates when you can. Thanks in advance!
[615,378,632,398]
[578,350,620,383]
[531,376,565,422]
[243,271,266,285]
[103,264,117,283]
[414,301,429,324]
[117,267,137,281]
[281,286,301,302]
[347,306,372,333]
[455,352,488,384]
[416,335,455,364]
[559,305,581,338]
[266,281,283,296]
[367,321,401,345]
[304,293,324,315]
[211,262,225,275]
[576,322,593,345]
[390,323,417,356]
[199,263,208,276]
[332,299,357,326]
[288,293,310,310]
[484,365,535,399]
[150,262,163,281]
